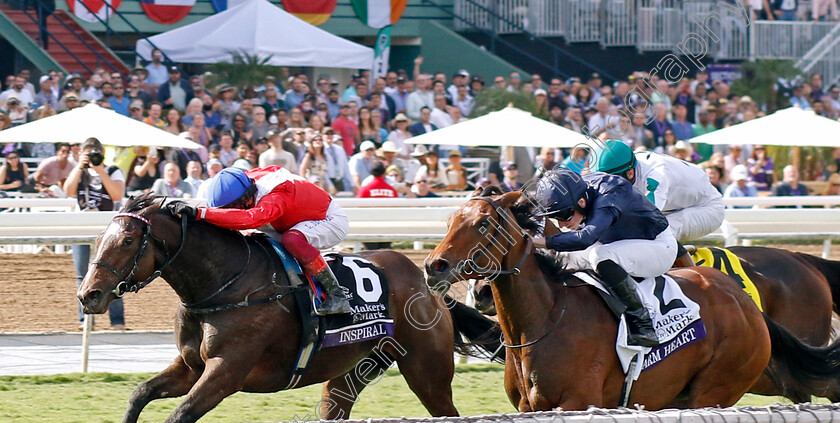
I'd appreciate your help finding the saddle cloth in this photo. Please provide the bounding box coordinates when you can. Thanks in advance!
[574,272,706,381]
[264,238,394,349]
[691,247,763,311]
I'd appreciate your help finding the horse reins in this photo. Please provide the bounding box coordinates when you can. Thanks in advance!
[468,196,567,349]
[91,211,188,298]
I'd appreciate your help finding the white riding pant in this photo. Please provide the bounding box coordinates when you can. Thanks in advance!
[564,226,678,278]
[265,201,350,250]
[664,195,725,242]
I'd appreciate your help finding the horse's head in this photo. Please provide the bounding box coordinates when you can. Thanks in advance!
[424,187,533,294]
[77,194,184,314]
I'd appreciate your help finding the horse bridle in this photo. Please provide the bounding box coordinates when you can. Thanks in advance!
[467,197,532,277]
[91,211,188,298]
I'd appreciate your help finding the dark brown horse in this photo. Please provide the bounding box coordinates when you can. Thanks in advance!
[76,194,499,423]
[472,237,840,401]
[425,190,840,411]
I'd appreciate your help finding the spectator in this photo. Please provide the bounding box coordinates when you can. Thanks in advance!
[163,108,184,136]
[183,159,203,196]
[107,80,131,116]
[3,96,28,127]
[772,165,810,205]
[358,107,383,146]
[34,75,58,109]
[144,49,168,86]
[216,84,240,125]
[747,145,775,193]
[126,73,153,108]
[0,150,29,192]
[812,0,838,21]
[498,161,522,192]
[790,85,811,109]
[128,100,144,121]
[231,142,254,170]
[200,93,223,134]
[669,102,694,141]
[454,85,474,117]
[152,161,192,197]
[430,94,454,130]
[285,76,305,111]
[259,82,285,114]
[443,149,468,191]
[724,164,758,207]
[63,137,125,329]
[299,133,332,193]
[157,67,193,112]
[144,102,165,128]
[412,178,439,198]
[259,130,298,173]
[389,78,411,115]
[189,112,214,149]
[409,107,438,136]
[772,0,798,20]
[229,113,251,144]
[1,75,34,108]
[358,161,398,198]
[723,144,744,183]
[32,143,75,189]
[126,148,161,195]
[536,147,558,173]
[669,140,695,162]
[414,149,450,192]
[406,74,433,120]
[323,127,352,192]
[195,158,224,200]
[822,173,840,195]
[703,163,726,194]
[332,102,360,157]
[217,130,238,166]
[646,103,670,147]
[348,140,377,192]
[250,105,272,141]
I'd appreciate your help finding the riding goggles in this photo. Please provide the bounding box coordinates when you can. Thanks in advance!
[548,207,576,222]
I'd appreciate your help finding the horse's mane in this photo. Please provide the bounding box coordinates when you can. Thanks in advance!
[121,192,163,214]
[478,188,573,282]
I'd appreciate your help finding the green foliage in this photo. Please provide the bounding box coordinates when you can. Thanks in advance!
[207,51,281,90]
[471,88,545,119]
[731,60,803,113]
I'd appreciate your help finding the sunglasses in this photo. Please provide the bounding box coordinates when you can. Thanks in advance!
[6,156,19,160]
[417,180,428,184]
[548,208,575,222]
[114,86,124,89]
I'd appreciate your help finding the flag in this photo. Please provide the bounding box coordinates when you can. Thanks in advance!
[66,0,122,23]
[209,0,248,13]
[139,0,195,24]
[371,26,391,81]
[282,0,337,26]
[350,0,407,29]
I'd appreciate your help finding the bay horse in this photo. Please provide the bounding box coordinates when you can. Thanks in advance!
[471,227,840,402]
[425,189,840,411]
[76,194,499,423]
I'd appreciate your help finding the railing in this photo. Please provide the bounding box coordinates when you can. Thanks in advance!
[452,0,837,62]
[434,0,617,80]
[795,21,840,88]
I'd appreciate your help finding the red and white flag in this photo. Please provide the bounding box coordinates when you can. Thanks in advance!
[67,0,122,23]
[139,0,196,24]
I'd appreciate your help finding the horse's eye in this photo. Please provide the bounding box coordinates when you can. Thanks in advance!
[123,237,133,246]
[479,220,490,229]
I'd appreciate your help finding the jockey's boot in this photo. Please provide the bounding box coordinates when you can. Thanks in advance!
[306,258,351,315]
[597,260,659,347]
[672,242,696,268]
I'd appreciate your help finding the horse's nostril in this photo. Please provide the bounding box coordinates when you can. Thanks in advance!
[84,290,102,304]
[433,259,449,273]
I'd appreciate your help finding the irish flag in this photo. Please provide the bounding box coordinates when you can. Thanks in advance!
[350,0,407,29]
[283,0,336,26]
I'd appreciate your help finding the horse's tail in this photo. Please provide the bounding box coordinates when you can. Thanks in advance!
[763,313,840,399]
[795,252,840,314]
[446,295,505,364]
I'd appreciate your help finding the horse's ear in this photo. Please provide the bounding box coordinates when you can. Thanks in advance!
[497,191,521,208]
[472,186,484,197]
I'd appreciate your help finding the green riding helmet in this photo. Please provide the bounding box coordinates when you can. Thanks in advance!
[594,141,636,175]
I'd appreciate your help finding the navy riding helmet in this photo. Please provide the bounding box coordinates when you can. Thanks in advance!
[534,168,588,221]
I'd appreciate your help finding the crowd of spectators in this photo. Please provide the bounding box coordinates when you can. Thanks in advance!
[2,50,840,205]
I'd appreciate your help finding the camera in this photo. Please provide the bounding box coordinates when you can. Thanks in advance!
[84,150,104,168]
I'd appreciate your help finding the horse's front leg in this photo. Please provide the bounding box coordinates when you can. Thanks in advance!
[164,356,254,423]
[123,355,200,423]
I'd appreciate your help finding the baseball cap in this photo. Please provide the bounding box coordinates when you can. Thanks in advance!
[129,100,143,110]
[534,88,547,96]
[381,141,399,153]
[39,75,50,84]
[206,158,223,169]
[360,140,376,151]
[168,66,181,74]
[731,164,748,181]
[502,161,517,171]
[448,149,462,157]
[456,69,470,78]
[393,113,409,122]
[590,72,602,80]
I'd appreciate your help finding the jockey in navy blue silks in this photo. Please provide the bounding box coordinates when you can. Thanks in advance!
[532,168,678,347]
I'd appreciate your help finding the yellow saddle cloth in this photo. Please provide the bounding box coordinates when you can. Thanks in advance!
[690,247,763,311]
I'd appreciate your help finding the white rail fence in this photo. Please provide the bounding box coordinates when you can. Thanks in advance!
[336,404,840,423]
[2,196,840,255]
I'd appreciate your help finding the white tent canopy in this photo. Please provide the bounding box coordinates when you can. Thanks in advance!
[0,104,202,149]
[691,106,840,147]
[135,0,374,69]
[409,107,594,148]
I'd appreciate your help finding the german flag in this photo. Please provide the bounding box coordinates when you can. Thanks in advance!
[283,0,336,26]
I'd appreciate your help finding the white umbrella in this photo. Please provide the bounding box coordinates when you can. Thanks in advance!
[409,106,593,148]
[691,106,840,147]
[0,104,202,149]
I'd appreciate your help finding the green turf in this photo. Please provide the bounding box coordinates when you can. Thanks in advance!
[0,364,810,423]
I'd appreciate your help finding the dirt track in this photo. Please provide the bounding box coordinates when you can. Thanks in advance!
[0,245,836,333]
